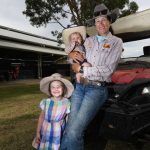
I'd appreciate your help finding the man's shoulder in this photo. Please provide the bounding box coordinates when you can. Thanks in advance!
[86,34,122,42]
[111,35,123,43]
[85,35,96,42]
[84,36,96,47]
[86,35,95,39]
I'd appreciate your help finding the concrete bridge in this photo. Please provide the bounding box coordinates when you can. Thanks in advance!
[0,25,68,80]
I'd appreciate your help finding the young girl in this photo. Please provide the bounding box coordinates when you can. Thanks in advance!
[62,26,92,83]
[33,73,74,150]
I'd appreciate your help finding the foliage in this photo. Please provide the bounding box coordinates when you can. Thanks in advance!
[120,1,139,17]
[23,0,138,41]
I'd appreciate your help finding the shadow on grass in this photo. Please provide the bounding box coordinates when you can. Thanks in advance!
[0,84,40,101]
[0,113,38,150]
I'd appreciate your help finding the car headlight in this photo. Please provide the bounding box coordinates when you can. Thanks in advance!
[142,87,150,94]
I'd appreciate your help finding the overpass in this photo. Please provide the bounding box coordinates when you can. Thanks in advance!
[0,25,68,80]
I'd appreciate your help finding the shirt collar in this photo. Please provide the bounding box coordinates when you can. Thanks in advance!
[96,35,107,43]
[96,32,112,43]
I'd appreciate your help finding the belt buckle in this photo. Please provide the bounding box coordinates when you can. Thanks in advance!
[84,78,89,85]
[96,82,101,86]
[80,77,88,85]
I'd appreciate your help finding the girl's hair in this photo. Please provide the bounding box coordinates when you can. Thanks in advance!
[69,32,84,44]
[48,80,67,97]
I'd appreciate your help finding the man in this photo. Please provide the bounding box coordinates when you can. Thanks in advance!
[60,3,123,150]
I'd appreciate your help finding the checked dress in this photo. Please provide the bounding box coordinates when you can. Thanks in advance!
[37,98,70,150]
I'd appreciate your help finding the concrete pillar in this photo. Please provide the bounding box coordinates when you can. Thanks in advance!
[38,53,42,79]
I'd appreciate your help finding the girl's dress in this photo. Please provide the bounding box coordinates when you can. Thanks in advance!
[38,98,70,150]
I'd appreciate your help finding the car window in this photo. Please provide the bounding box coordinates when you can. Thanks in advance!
[122,38,150,58]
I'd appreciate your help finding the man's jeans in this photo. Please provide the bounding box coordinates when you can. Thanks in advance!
[60,83,108,150]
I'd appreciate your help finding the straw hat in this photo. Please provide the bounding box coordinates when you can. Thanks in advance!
[32,137,38,149]
[86,3,119,26]
[40,73,74,98]
[62,26,86,45]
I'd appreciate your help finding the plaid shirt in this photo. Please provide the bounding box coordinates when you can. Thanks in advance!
[83,32,123,82]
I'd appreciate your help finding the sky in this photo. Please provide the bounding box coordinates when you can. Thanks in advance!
[0,0,150,57]
[0,0,67,40]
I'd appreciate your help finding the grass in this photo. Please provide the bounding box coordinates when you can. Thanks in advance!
[0,82,45,150]
[0,81,150,150]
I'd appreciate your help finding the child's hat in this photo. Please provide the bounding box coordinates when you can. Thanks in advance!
[32,137,38,149]
[62,26,86,46]
[40,73,74,98]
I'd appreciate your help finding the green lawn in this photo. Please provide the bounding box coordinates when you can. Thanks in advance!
[0,83,45,150]
[0,81,149,150]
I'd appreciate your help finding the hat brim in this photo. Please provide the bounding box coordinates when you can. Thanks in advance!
[86,8,119,26]
[40,75,74,98]
[108,8,120,23]
[62,26,86,46]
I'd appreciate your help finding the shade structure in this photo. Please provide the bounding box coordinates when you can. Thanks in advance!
[86,9,150,42]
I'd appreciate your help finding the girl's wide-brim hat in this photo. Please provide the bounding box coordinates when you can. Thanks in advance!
[62,26,86,46]
[40,73,74,98]
[86,3,119,26]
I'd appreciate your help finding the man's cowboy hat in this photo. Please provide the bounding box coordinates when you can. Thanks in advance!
[86,3,119,26]
[40,73,74,98]
[62,26,86,45]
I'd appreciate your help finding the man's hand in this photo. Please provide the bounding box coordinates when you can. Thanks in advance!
[76,73,83,83]
[72,63,81,73]
[69,51,84,63]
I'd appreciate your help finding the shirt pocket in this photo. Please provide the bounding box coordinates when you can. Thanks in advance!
[102,47,112,53]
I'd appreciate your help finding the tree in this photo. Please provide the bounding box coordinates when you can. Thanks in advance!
[23,0,138,40]
[120,1,139,17]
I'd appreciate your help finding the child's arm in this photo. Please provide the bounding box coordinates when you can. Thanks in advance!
[64,114,68,122]
[65,42,76,54]
[76,73,83,83]
[65,43,84,63]
[82,62,92,67]
[36,110,45,144]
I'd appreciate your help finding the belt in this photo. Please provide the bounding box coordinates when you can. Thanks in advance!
[79,78,107,86]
